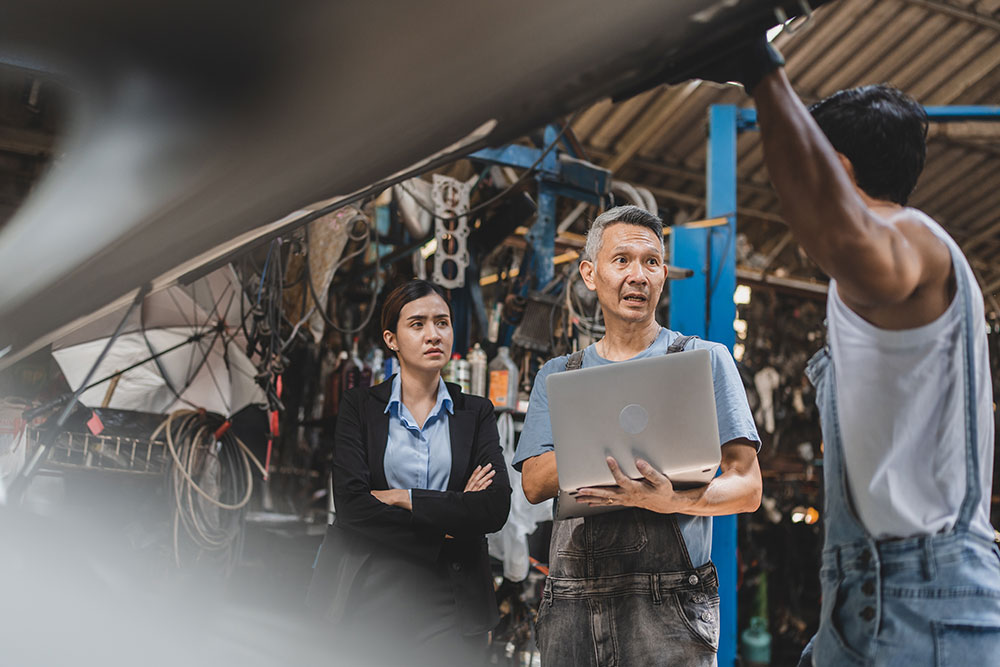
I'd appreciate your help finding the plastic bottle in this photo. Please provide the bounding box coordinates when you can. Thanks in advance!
[487,302,503,343]
[443,353,458,384]
[454,356,471,394]
[467,343,487,397]
[488,346,519,411]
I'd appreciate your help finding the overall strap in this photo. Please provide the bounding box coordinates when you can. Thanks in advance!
[667,334,699,354]
[553,349,587,521]
[950,243,981,532]
[566,332,695,369]
[565,349,586,371]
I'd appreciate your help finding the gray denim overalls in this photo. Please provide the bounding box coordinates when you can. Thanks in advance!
[535,335,721,667]
[800,242,1000,667]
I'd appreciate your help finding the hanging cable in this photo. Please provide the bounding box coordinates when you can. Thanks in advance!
[564,263,604,337]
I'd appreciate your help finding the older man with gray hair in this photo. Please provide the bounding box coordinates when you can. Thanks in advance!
[513,205,762,666]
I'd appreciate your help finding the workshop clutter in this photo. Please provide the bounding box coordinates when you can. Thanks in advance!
[11,128,991,667]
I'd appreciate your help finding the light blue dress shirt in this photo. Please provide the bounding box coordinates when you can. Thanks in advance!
[511,327,760,567]
[383,374,454,495]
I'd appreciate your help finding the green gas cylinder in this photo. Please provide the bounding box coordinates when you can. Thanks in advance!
[740,616,772,666]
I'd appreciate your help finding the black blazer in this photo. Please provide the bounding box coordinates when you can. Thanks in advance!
[306,377,511,635]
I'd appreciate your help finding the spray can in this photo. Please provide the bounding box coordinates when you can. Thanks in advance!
[454,357,471,394]
[467,343,487,397]
[488,346,519,411]
[487,302,503,343]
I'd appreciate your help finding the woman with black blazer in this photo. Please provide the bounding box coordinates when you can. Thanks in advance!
[307,279,511,666]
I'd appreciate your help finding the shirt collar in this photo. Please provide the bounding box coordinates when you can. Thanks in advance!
[435,377,455,416]
[385,374,455,417]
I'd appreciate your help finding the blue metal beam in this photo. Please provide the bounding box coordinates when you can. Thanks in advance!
[669,225,709,335]
[736,105,1000,132]
[921,106,1000,122]
[707,104,739,667]
[469,124,610,289]
[527,182,558,288]
[469,150,611,204]
[556,156,611,203]
[468,143,557,174]
[540,125,560,173]
[706,105,738,348]
[669,106,740,667]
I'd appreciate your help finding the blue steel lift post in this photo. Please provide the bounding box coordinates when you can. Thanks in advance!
[669,104,740,667]
[674,102,1000,667]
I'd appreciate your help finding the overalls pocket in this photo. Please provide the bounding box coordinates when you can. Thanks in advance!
[556,511,648,558]
[932,620,1000,667]
[672,588,720,652]
[817,567,869,665]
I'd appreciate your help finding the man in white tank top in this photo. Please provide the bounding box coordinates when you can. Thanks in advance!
[691,32,999,667]
[697,40,997,546]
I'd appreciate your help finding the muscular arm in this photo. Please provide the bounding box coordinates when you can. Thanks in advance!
[752,69,950,314]
[521,450,558,504]
[575,440,761,516]
[668,440,761,516]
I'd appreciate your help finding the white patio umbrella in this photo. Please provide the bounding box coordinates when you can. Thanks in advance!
[50,267,265,417]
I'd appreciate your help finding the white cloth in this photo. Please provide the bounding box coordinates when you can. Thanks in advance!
[753,366,780,434]
[827,211,995,540]
[487,413,552,581]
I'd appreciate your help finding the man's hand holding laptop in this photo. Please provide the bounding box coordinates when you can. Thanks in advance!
[572,442,762,517]
[573,456,683,513]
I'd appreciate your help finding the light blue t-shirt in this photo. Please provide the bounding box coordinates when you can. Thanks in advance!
[512,327,760,566]
[384,375,454,493]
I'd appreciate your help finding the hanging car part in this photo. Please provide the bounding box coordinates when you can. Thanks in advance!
[431,174,474,289]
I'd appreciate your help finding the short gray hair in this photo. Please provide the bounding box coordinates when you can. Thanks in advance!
[581,205,663,262]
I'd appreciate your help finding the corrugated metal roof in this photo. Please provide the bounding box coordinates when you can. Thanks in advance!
[569,0,1000,307]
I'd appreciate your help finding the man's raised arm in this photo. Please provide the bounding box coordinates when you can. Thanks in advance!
[751,68,946,309]
[695,40,949,313]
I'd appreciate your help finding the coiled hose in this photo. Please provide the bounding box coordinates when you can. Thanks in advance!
[151,410,267,574]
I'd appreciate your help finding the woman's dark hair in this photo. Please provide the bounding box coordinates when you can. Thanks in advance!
[380,279,452,336]
[809,84,928,206]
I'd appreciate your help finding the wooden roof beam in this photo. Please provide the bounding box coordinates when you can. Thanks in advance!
[642,183,785,225]
[603,81,701,173]
[588,148,776,200]
[902,0,1000,33]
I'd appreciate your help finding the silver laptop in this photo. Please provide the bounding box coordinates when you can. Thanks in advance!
[546,348,721,520]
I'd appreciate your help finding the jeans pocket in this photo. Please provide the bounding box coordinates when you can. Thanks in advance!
[933,620,1000,667]
[817,575,869,664]
[673,589,720,652]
